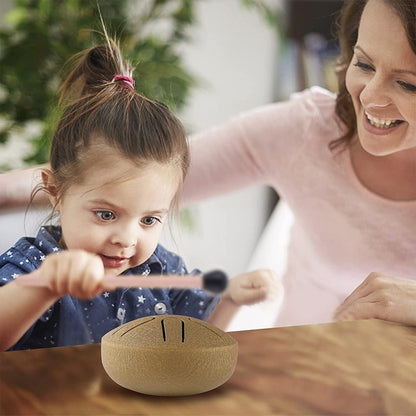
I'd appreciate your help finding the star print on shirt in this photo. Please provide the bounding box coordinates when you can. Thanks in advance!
[0,225,220,350]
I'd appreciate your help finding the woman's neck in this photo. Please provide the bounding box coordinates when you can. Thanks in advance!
[349,140,416,201]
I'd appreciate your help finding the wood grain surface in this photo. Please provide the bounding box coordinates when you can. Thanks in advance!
[1,319,415,415]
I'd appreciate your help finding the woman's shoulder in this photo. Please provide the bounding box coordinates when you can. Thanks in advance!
[235,87,339,149]
[295,85,336,101]
[238,86,337,129]
[287,86,337,118]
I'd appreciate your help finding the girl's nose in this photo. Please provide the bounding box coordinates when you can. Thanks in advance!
[110,225,137,248]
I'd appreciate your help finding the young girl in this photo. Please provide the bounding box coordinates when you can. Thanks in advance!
[0,37,275,351]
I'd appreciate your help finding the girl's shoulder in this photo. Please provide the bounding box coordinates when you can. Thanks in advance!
[0,226,62,277]
[152,244,188,275]
[0,236,40,280]
[126,244,188,277]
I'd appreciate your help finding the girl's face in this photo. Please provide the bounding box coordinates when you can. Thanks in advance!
[345,0,416,156]
[50,148,181,276]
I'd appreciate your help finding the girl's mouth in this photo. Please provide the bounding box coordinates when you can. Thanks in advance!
[100,254,129,268]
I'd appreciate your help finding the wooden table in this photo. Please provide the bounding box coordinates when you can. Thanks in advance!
[1,319,415,415]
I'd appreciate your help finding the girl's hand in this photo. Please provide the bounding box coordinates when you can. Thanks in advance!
[334,272,416,326]
[224,269,281,306]
[33,250,106,299]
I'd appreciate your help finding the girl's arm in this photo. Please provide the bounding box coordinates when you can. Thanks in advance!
[0,164,49,208]
[207,269,281,330]
[0,278,59,350]
[0,250,106,351]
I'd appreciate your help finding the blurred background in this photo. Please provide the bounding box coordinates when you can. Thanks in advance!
[0,0,343,277]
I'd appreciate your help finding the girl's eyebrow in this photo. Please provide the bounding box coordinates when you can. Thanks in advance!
[88,199,169,216]
[354,45,416,77]
[88,198,120,210]
[143,209,169,216]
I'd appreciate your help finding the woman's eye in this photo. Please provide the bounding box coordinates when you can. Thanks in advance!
[142,217,160,226]
[397,81,416,93]
[95,210,115,221]
[353,60,374,72]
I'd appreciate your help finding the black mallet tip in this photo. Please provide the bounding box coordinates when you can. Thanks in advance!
[202,270,228,294]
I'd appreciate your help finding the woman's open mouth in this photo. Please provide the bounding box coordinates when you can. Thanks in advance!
[100,254,129,268]
[365,111,404,129]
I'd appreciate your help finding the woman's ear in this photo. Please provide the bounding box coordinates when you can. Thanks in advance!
[41,169,60,209]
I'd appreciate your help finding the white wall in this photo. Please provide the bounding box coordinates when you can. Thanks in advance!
[160,0,281,277]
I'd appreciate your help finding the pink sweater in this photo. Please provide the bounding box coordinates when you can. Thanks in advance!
[183,87,416,326]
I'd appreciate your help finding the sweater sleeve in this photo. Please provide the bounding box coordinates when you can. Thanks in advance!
[181,88,324,205]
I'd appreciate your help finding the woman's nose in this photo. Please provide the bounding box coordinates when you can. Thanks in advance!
[360,74,392,109]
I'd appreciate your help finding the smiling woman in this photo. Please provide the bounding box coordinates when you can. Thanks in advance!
[345,0,416,159]
[181,0,416,327]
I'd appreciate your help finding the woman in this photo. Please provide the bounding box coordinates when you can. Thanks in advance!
[1,0,416,326]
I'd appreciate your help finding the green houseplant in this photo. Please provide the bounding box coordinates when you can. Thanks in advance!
[0,0,199,171]
[0,0,277,172]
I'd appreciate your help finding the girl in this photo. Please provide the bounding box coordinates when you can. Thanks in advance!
[0,37,275,351]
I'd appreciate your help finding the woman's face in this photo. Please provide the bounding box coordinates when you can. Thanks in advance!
[345,0,416,156]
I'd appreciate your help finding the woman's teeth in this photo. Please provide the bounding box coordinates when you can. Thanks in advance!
[365,111,402,129]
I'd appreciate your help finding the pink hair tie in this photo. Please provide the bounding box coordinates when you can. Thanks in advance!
[112,74,134,90]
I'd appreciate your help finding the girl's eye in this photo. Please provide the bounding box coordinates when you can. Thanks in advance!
[397,81,416,93]
[353,60,374,72]
[141,217,160,226]
[95,210,115,221]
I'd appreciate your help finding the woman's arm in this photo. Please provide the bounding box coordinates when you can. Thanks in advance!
[0,164,49,208]
[182,90,318,206]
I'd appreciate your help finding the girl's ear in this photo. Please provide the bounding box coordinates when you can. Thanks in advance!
[41,169,60,209]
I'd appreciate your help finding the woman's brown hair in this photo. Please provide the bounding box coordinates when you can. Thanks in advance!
[331,0,416,151]
[46,34,189,203]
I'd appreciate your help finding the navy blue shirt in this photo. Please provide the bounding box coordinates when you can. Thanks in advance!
[0,226,219,350]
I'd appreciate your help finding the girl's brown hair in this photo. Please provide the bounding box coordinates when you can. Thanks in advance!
[331,0,416,151]
[47,35,189,202]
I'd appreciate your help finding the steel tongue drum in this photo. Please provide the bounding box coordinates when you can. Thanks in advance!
[101,315,238,396]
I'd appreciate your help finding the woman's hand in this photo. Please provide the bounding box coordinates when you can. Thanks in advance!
[334,272,416,326]
[225,269,282,306]
[33,249,106,299]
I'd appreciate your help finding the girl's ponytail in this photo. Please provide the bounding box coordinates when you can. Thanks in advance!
[59,37,133,106]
